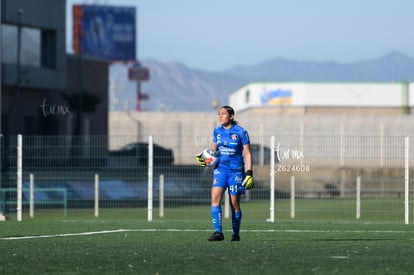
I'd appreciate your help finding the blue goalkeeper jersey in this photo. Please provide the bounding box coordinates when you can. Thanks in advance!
[213,124,250,171]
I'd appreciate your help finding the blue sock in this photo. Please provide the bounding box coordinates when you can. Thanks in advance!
[232,210,242,235]
[211,205,222,233]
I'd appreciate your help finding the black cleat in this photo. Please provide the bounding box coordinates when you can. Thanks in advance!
[231,234,241,242]
[208,231,224,241]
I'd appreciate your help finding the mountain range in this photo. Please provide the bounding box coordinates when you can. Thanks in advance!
[109,51,414,112]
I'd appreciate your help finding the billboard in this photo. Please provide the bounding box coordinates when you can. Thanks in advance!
[73,5,136,61]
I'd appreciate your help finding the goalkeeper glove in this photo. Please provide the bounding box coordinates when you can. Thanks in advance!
[242,170,255,190]
[196,152,206,167]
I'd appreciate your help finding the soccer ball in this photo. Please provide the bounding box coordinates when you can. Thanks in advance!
[202,148,219,167]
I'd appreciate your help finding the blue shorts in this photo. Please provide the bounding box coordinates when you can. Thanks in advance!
[212,169,246,195]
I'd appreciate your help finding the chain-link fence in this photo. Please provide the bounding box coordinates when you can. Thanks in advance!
[1,134,413,224]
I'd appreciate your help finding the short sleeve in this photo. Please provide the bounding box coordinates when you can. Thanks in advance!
[241,129,250,145]
[213,128,217,143]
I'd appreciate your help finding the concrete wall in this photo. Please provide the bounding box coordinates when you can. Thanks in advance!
[109,111,414,165]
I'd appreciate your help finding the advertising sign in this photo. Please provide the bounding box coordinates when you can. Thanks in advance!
[260,88,293,105]
[73,4,136,61]
[128,67,150,81]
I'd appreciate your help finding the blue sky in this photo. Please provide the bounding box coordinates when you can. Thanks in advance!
[66,0,414,71]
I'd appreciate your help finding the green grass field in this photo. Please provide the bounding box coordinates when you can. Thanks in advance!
[1,203,414,275]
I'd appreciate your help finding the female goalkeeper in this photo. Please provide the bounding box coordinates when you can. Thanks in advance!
[196,105,254,241]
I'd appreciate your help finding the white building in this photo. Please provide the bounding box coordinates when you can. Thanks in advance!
[229,82,414,114]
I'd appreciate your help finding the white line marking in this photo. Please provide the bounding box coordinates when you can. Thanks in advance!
[0,229,131,240]
[330,256,349,259]
[0,228,411,241]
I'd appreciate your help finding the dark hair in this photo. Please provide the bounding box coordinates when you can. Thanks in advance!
[221,105,234,115]
[220,105,238,125]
